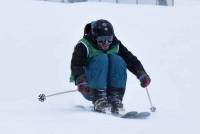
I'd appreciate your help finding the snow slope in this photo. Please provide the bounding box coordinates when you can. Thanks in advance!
[0,0,200,134]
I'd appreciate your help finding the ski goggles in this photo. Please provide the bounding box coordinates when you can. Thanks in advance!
[96,35,113,46]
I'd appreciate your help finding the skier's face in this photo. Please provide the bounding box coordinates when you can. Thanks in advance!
[96,35,113,50]
[98,43,110,50]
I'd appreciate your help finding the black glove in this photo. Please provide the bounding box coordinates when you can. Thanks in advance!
[139,73,151,88]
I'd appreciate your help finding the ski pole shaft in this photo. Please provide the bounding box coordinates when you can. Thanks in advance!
[46,89,77,97]
[38,89,77,102]
[145,88,153,106]
[145,87,156,112]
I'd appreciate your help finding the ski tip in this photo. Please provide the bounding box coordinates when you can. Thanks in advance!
[121,111,151,119]
[121,111,138,118]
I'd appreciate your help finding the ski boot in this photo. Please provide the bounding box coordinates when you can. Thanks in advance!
[110,98,124,114]
[92,89,109,113]
[108,88,125,114]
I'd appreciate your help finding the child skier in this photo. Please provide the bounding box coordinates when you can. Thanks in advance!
[70,19,151,114]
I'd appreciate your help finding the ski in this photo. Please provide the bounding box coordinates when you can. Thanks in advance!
[120,111,151,119]
[75,105,151,119]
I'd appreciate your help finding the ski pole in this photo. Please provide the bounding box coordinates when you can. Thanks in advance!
[38,89,77,102]
[145,87,156,112]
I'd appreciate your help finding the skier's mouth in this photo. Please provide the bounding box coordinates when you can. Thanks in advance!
[98,44,110,50]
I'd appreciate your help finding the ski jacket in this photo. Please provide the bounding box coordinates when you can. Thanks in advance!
[70,35,147,84]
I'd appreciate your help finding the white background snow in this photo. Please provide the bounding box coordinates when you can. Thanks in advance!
[0,0,200,134]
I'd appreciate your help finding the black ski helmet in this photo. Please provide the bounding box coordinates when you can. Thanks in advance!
[91,19,114,38]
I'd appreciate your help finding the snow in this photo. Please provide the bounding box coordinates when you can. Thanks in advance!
[0,0,200,134]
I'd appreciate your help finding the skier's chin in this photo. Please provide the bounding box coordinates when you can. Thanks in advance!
[99,45,110,51]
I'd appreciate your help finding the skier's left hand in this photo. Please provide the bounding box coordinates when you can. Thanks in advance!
[139,74,151,88]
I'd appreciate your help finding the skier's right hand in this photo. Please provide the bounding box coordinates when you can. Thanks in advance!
[77,82,88,93]
[77,82,91,95]
[76,74,91,95]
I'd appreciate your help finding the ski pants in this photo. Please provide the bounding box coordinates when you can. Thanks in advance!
[82,54,127,101]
